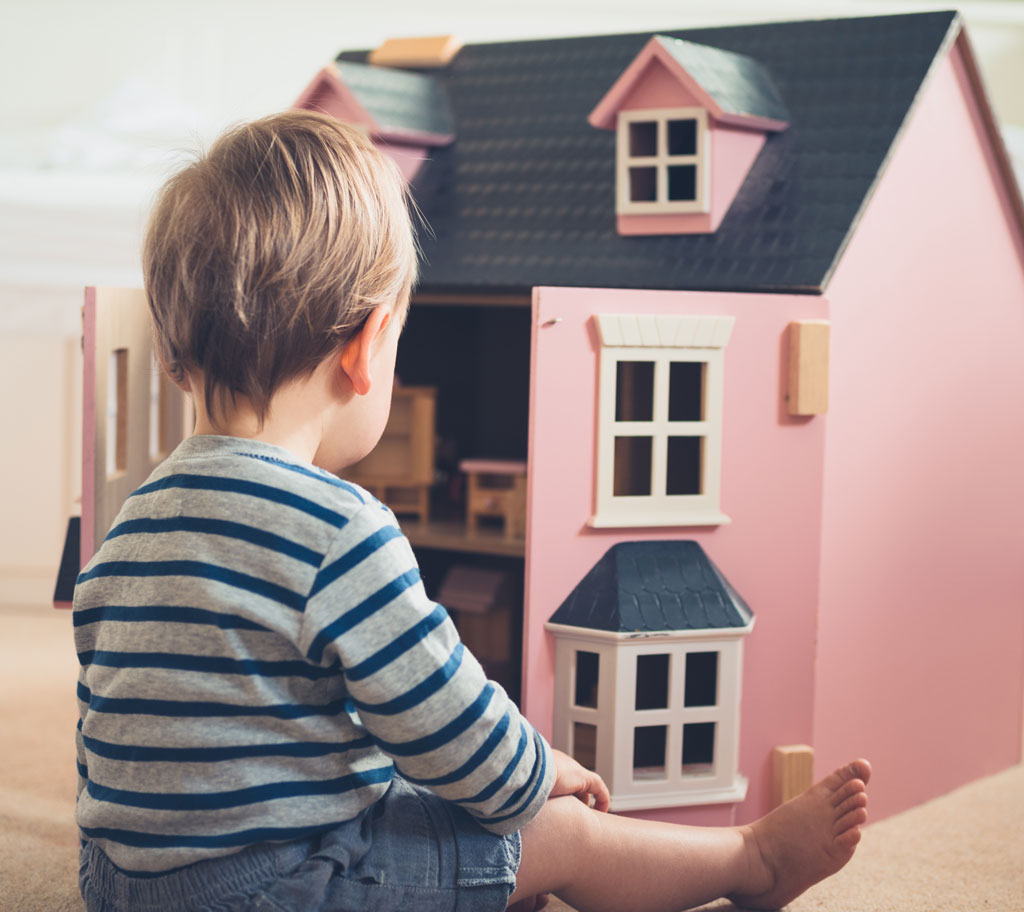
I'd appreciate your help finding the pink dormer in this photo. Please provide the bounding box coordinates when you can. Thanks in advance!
[294,61,455,183]
[589,36,789,236]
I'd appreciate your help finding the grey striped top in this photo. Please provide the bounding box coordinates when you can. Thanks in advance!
[74,435,552,874]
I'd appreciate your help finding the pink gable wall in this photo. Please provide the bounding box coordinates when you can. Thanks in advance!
[617,58,703,111]
[813,40,1024,820]
[526,286,829,824]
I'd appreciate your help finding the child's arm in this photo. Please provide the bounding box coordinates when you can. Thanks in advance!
[302,500,555,834]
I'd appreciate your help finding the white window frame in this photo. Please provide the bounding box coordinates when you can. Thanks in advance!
[548,626,752,811]
[616,107,710,215]
[590,313,733,528]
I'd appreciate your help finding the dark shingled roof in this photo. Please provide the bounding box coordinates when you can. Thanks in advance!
[334,61,454,140]
[548,541,752,634]
[651,35,790,123]
[338,11,960,296]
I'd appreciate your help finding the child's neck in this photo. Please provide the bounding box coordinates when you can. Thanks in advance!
[190,368,338,467]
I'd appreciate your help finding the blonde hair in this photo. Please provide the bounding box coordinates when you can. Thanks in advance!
[143,110,418,423]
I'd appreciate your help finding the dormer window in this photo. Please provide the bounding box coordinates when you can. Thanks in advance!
[618,108,709,215]
[590,35,789,236]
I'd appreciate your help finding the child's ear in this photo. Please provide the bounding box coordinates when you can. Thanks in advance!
[339,305,392,396]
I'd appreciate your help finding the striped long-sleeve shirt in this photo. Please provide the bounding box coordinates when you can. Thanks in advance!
[73,434,553,874]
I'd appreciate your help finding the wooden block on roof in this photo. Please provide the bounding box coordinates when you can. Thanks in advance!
[787,320,830,416]
[369,35,462,69]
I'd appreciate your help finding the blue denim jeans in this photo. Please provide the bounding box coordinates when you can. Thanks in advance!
[79,777,521,911]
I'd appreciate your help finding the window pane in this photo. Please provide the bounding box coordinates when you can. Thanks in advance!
[629,167,658,202]
[668,361,704,421]
[633,725,667,780]
[629,121,658,156]
[666,436,702,495]
[668,165,697,201]
[668,119,698,155]
[682,722,716,774]
[684,652,718,707]
[575,651,599,708]
[574,723,597,771]
[635,654,670,710]
[614,436,652,496]
[107,349,128,478]
[616,360,655,421]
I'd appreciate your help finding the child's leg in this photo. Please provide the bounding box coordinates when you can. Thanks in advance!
[508,759,870,912]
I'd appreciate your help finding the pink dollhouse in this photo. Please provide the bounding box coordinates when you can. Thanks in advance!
[284,9,1020,827]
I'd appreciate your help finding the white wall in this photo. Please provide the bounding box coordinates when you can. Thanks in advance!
[2,0,1024,604]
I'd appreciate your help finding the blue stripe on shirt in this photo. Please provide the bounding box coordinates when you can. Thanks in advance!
[86,766,393,811]
[402,709,510,788]
[352,641,465,715]
[488,732,550,824]
[80,731,373,763]
[80,685,349,720]
[106,516,322,566]
[345,603,448,682]
[464,721,530,805]
[240,454,366,501]
[73,605,271,632]
[307,568,421,663]
[374,683,495,757]
[78,650,334,679]
[77,561,305,612]
[308,526,403,597]
[131,474,347,529]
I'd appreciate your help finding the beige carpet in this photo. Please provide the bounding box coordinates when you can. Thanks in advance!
[3,603,1022,912]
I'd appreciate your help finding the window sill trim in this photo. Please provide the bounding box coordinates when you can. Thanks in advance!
[608,775,749,811]
[588,509,731,529]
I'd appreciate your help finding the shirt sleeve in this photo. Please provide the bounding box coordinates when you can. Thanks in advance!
[299,497,554,834]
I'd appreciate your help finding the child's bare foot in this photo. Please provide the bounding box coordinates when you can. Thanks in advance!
[728,759,871,910]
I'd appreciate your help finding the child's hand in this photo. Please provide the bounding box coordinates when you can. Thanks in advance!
[550,749,610,812]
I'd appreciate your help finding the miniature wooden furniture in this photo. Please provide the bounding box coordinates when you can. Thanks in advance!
[345,385,436,521]
[438,563,518,695]
[461,459,527,538]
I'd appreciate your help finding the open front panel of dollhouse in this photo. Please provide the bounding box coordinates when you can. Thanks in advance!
[527,285,754,812]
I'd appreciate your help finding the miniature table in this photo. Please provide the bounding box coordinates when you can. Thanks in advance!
[460,459,527,538]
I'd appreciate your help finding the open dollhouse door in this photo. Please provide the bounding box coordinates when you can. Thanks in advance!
[522,285,740,721]
[54,287,191,607]
[523,285,763,816]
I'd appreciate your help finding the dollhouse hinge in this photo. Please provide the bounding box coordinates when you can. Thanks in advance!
[787,321,830,416]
